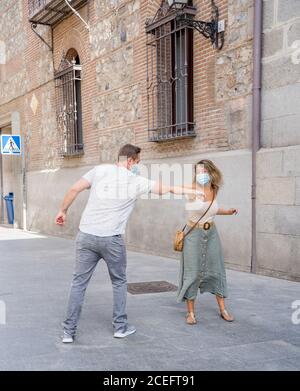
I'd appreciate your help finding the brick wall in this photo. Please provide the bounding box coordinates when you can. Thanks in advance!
[0,0,254,172]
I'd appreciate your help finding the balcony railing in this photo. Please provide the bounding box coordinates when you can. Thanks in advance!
[28,0,88,26]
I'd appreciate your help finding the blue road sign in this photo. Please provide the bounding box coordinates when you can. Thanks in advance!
[1,135,21,155]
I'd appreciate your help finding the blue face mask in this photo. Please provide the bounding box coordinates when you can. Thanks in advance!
[196,173,211,185]
[131,164,140,176]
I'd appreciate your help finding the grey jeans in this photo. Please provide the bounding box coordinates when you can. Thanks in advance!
[62,230,128,336]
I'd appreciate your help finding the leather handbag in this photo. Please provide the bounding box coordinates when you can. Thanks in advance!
[173,192,215,252]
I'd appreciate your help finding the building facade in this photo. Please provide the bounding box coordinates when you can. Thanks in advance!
[0,0,299,280]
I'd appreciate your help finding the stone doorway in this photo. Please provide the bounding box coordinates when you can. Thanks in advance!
[0,113,23,228]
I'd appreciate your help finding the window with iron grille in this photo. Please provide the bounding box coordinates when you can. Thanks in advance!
[55,50,83,156]
[146,1,196,142]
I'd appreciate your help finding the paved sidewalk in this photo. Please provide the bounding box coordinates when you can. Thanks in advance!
[0,226,300,371]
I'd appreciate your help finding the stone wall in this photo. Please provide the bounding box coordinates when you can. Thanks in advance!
[262,0,300,148]
[0,113,23,228]
[0,1,27,228]
[27,0,254,166]
[0,0,255,274]
[3,1,300,281]
[0,0,254,169]
[256,0,300,280]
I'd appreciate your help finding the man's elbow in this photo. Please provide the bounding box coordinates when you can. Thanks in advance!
[69,186,82,195]
[150,182,171,195]
[70,179,91,194]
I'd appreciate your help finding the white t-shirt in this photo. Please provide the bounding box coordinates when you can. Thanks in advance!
[79,164,156,237]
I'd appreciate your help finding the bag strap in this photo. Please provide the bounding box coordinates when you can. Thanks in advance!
[181,190,215,238]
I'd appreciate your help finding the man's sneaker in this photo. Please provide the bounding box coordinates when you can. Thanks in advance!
[62,331,74,343]
[113,325,136,338]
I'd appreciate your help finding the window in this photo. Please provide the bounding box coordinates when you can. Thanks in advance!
[146,1,195,141]
[55,49,83,156]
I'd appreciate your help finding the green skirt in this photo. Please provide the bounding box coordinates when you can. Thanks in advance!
[177,224,228,302]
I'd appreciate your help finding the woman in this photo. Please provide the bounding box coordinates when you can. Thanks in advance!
[177,159,238,325]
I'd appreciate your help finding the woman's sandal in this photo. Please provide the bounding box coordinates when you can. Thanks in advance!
[220,309,234,322]
[186,312,197,325]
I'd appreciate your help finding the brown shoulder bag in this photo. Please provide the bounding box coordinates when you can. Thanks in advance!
[173,192,215,252]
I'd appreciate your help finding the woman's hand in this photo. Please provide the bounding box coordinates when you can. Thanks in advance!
[227,208,238,215]
[217,208,238,216]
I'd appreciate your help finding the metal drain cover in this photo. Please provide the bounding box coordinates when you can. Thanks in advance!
[127,281,178,295]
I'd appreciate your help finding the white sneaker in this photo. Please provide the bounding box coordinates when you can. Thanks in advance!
[62,331,74,343]
[113,325,136,338]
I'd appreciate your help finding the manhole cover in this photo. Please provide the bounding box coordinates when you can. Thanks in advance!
[127,281,178,295]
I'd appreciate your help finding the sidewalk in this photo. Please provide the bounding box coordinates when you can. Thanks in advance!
[0,226,300,371]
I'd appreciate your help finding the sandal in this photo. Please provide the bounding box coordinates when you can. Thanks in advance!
[186,312,197,325]
[220,309,234,322]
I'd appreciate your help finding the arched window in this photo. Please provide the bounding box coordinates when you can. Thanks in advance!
[54,49,83,156]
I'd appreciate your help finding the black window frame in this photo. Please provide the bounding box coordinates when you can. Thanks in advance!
[146,2,196,142]
[54,52,84,157]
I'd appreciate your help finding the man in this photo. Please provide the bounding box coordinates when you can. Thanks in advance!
[55,144,197,343]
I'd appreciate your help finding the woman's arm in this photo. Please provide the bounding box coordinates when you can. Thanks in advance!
[217,208,238,216]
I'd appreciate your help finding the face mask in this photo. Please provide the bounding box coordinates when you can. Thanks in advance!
[131,164,140,176]
[196,173,211,185]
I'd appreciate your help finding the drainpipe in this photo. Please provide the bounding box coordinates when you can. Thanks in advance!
[21,135,27,231]
[251,0,263,273]
[0,150,3,224]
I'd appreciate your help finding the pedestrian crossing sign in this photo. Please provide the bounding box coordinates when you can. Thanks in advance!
[1,135,21,155]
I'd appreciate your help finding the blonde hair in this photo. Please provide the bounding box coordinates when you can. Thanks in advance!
[193,159,223,194]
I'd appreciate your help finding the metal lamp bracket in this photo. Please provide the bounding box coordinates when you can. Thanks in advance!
[31,23,53,52]
[175,0,225,50]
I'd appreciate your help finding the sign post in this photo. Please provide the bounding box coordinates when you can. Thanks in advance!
[1,135,21,156]
[0,134,21,225]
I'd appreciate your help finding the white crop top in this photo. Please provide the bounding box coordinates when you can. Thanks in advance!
[185,197,219,224]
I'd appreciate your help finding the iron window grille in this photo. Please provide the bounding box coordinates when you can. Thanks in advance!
[54,54,84,157]
[146,1,196,142]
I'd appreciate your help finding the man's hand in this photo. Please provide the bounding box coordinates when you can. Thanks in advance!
[55,210,66,225]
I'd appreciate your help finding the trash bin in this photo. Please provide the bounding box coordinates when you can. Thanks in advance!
[3,192,14,225]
